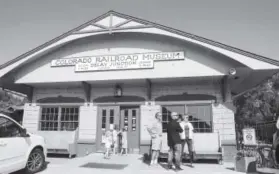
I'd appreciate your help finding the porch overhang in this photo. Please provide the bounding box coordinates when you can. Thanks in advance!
[1,69,278,99]
[0,11,279,98]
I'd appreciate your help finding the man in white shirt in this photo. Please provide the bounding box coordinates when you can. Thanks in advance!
[178,115,186,162]
[182,114,194,167]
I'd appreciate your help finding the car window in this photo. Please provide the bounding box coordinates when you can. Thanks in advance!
[0,116,22,138]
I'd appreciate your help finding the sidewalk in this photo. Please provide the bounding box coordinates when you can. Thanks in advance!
[37,153,276,174]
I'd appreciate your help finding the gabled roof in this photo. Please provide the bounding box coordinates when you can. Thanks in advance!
[1,10,279,73]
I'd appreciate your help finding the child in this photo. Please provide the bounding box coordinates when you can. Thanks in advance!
[104,129,113,159]
[120,127,128,155]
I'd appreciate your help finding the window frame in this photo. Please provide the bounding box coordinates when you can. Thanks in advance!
[39,105,80,131]
[186,103,213,133]
[159,101,214,133]
[0,116,23,138]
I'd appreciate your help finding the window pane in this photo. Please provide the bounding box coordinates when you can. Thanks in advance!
[74,114,78,121]
[70,108,74,113]
[110,116,114,124]
[110,109,114,117]
[125,110,128,117]
[41,114,46,121]
[132,110,136,117]
[102,109,106,116]
[0,117,21,138]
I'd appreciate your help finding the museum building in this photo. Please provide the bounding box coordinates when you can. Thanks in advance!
[0,11,279,161]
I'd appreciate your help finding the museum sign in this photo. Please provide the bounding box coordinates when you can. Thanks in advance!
[51,51,185,72]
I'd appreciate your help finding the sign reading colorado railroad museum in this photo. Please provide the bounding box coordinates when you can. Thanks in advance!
[50,51,185,72]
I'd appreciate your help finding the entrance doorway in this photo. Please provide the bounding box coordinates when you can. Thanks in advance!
[96,106,120,152]
[96,105,140,153]
[120,106,140,154]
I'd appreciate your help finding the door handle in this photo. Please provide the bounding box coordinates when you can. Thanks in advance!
[0,141,7,147]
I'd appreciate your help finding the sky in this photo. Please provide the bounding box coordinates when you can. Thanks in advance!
[0,0,279,65]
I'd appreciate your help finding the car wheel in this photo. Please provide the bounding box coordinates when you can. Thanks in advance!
[24,148,45,174]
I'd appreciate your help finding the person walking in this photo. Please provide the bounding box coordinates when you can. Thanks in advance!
[146,112,163,166]
[166,112,183,171]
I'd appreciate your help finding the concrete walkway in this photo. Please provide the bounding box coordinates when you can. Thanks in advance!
[37,153,275,174]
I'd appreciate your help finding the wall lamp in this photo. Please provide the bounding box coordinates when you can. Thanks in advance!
[114,84,123,97]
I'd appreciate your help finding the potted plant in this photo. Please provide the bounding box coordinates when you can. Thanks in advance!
[234,146,257,173]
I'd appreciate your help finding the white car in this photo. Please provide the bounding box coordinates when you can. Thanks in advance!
[0,114,46,174]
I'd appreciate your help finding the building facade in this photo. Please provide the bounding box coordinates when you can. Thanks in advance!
[1,11,279,161]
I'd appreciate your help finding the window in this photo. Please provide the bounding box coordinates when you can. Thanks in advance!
[187,104,212,133]
[40,107,59,131]
[161,104,213,133]
[124,109,128,130]
[109,109,114,124]
[132,109,137,131]
[161,105,186,132]
[102,109,106,129]
[0,117,22,138]
[40,106,79,131]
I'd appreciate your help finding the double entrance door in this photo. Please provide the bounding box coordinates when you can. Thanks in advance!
[96,106,140,153]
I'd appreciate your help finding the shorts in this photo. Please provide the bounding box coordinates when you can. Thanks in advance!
[151,137,162,151]
[105,142,111,149]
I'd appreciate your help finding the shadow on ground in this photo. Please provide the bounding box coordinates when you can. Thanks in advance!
[80,162,128,170]
[139,153,219,166]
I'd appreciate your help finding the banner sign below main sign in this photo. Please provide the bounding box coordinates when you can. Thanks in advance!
[76,58,154,72]
[51,51,185,68]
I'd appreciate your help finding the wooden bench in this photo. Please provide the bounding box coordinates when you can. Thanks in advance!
[37,129,78,158]
[159,132,222,162]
